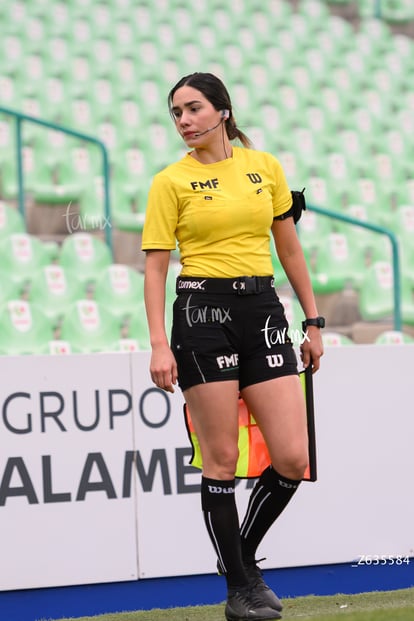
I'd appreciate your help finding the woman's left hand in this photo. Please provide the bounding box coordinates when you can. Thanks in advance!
[300,325,324,373]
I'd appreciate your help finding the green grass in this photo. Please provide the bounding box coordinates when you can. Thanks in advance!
[42,587,414,621]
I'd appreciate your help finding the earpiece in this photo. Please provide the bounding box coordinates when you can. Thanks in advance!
[221,109,230,120]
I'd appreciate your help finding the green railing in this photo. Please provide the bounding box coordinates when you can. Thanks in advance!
[305,203,402,331]
[0,106,113,254]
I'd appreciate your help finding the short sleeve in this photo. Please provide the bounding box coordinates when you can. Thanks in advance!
[141,173,178,251]
[270,155,292,218]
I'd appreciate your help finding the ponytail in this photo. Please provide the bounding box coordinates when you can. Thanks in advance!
[226,116,253,148]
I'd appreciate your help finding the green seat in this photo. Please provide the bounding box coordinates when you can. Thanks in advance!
[359,265,414,325]
[375,330,414,344]
[59,299,121,353]
[58,232,113,288]
[322,332,354,346]
[0,232,51,291]
[112,147,148,192]
[381,0,414,23]
[123,301,150,351]
[111,184,147,233]
[297,210,334,255]
[115,338,141,353]
[77,176,111,231]
[334,129,369,174]
[0,272,20,306]
[28,264,86,328]
[0,201,26,239]
[323,152,356,199]
[66,96,99,135]
[310,232,366,294]
[47,339,73,355]
[0,300,55,355]
[358,261,394,321]
[93,264,145,322]
[277,151,306,189]
[338,204,392,263]
[0,145,55,200]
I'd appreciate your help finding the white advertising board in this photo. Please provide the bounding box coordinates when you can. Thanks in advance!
[0,353,138,590]
[0,346,413,590]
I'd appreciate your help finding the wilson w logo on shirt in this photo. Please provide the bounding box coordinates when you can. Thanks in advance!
[246,172,262,184]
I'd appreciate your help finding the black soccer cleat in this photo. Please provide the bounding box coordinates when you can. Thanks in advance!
[225,586,282,621]
[243,559,283,612]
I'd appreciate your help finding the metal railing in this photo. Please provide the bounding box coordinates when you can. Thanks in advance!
[305,203,402,331]
[0,106,113,254]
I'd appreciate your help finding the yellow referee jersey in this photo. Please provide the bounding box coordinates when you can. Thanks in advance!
[141,146,292,278]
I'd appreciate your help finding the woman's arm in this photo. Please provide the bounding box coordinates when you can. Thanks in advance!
[271,217,324,372]
[144,249,178,392]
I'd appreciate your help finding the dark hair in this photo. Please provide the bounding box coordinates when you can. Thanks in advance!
[168,72,252,148]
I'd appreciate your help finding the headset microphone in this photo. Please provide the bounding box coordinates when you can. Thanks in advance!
[194,109,230,137]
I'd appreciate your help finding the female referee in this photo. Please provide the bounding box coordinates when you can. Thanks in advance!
[141,72,323,621]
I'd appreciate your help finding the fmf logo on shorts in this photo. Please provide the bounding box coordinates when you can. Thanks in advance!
[216,353,239,369]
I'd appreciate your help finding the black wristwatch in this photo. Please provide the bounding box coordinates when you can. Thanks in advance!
[302,316,325,330]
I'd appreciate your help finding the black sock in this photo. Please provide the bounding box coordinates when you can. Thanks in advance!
[240,465,301,562]
[201,476,248,590]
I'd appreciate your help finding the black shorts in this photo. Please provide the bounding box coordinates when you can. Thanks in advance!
[171,277,298,391]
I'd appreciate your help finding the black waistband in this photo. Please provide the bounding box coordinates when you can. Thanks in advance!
[176,276,275,295]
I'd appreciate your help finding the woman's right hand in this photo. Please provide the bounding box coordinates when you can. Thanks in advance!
[149,343,178,393]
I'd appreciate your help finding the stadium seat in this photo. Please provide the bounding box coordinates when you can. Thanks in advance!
[123,300,151,350]
[322,332,354,346]
[59,299,121,353]
[28,264,86,328]
[115,338,141,352]
[357,261,410,322]
[47,339,73,355]
[111,186,146,233]
[0,299,55,355]
[297,209,333,254]
[77,176,111,231]
[375,330,414,344]
[381,0,414,23]
[0,232,51,291]
[0,272,20,305]
[0,201,26,239]
[0,145,56,200]
[337,204,393,264]
[310,232,366,294]
[111,147,148,196]
[58,232,113,288]
[93,263,145,322]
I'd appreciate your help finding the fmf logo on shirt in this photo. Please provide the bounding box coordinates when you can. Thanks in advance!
[190,178,219,190]
[190,173,263,190]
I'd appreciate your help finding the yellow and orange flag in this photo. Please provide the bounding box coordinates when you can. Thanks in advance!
[184,367,317,482]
